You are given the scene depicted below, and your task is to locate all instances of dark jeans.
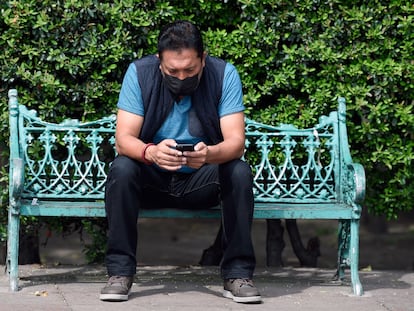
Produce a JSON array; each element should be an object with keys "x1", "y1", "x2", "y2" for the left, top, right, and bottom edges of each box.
[{"x1": 104, "y1": 155, "x2": 256, "y2": 279}]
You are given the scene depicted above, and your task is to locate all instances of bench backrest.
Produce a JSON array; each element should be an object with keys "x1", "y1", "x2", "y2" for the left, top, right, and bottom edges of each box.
[{"x1": 9, "y1": 89, "x2": 351, "y2": 204}]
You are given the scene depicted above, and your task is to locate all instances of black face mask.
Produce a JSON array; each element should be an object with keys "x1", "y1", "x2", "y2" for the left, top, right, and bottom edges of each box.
[{"x1": 163, "y1": 73, "x2": 200, "y2": 97}]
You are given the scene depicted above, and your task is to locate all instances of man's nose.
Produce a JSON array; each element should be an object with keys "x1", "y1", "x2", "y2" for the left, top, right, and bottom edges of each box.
[{"x1": 175, "y1": 72, "x2": 188, "y2": 80}]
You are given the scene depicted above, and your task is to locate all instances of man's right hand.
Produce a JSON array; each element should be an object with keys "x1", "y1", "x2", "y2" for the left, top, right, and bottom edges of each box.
[{"x1": 145, "y1": 139, "x2": 187, "y2": 171}]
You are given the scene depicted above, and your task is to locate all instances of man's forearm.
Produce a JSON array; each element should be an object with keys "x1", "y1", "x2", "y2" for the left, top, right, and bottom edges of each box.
[
  {"x1": 116, "y1": 136, "x2": 147, "y2": 162},
  {"x1": 206, "y1": 140, "x2": 244, "y2": 164}
]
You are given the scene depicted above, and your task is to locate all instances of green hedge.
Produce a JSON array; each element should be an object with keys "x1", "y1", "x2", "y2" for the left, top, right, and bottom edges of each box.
[
  {"x1": 1, "y1": 0, "x2": 413, "y2": 222},
  {"x1": 205, "y1": 1, "x2": 414, "y2": 219}
]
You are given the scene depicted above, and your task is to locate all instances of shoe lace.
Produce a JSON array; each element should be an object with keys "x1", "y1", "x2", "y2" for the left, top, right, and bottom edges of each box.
[
  {"x1": 108, "y1": 276, "x2": 129, "y2": 285},
  {"x1": 230, "y1": 278, "x2": 254, "y2": 288}
]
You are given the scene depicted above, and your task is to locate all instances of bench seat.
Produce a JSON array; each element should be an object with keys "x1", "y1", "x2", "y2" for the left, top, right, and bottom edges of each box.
[{"x1": 18, "y1": 200, "x2": 357, "y2": 219}]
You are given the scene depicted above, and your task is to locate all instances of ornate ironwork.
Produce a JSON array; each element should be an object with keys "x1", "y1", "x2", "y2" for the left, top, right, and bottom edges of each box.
[
  {"x1": 19, "y1": 105, "x2": 116, "y2": 199},
  {"x1": 245, "y1": 112, "x2": 338, "y2": 203},
  {"x1": 17, "y1": 104, "x2": 344, "y2": 204}
]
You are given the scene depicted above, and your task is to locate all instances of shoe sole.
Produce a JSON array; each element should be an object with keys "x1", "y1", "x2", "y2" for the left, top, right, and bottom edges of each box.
[
  {"x1": 100, "y1": 289, "x2": 131, "y2": 302},
  {"x1": 223, "y1": 290, "x2": 262, "y2": 303}
]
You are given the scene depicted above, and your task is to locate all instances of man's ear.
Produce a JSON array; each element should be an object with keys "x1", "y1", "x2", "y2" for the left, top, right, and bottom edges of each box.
[
  {"x1": 157, "y1": 54, "x2": 162, "y2": 71},
  {"x1": 202, "y1": 51, "x2": 207, "y2": 67}
]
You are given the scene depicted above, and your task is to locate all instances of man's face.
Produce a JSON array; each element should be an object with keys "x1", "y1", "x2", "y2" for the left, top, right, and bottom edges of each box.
[{"x1": 159, "y1": 48, "x2": 205, "y2": 80}]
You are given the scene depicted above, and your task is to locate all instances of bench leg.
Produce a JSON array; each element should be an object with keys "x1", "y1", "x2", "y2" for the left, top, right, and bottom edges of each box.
[
  {"x1": 350, "y1": 219, "x2": 363, "y2": 296},
  {"x1": 7, "y1": 207, "x2": 20, "y2": 291},
  {"x1": 336, "y1": 220, "x2": 363, "y2": 296}
]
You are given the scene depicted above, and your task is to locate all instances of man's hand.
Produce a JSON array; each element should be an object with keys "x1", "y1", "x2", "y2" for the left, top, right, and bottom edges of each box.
[
  {"x1": 145, "y1": 139, "x2": 187, "y2": 171},
  {"x1": 183, "y1": 142, "x2": 209, "y2": 169}
]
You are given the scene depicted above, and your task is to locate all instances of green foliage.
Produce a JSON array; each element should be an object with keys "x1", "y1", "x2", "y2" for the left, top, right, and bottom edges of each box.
[
  {"x1": 205, "y1": 0, "x2": 414, "y2": 219},
  {"x1": 1, "y1": 0, "x2": 413, "y2": 258},
  {"x1": 81, "y1": 219, "x2": 108, "y2": 264},
  {"x1": 0, "y1": 164, "x2": 9, "y2": 243}
]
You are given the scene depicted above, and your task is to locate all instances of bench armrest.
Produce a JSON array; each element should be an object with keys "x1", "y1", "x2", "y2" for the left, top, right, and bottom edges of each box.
[
  {"x1": 10, "y1": 158, "x2": 24, "y2": 199},
  {"x1": 346, "y1": 163, "x2": 366, "y2": 205}
]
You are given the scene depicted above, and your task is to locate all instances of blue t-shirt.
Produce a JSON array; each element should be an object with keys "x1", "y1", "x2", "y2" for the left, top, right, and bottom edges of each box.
[{"x1": 117, "y1": 59, "x2": 244, "y2": 172}]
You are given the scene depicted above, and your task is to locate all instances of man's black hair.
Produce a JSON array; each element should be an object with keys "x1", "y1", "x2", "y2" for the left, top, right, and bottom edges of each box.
[{"x1": 157, "y1": 20, "x2": 204, "y2": 60}]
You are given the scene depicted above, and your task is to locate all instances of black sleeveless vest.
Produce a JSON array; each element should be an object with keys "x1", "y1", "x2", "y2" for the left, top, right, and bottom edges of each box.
[{"x1": 134, "y1": 55, "x2": 226, "y2": 144}]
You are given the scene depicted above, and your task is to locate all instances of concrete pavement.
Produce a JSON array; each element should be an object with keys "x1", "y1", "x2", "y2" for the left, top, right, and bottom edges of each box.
[
  {"x1": 1, "y1": 264, "x2": 413, "y2": 311},
  {"x1": 1, "y1": 218, "x2": 413, "y2": 310}
]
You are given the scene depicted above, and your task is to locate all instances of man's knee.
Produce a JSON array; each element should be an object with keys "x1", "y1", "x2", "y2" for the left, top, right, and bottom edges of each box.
[
  {"x1": 108, "y1": 156, "x2": 141, "y2": 180},
  {"x1": 220, "y1": 160, "x2": 252, "y2": 181}
]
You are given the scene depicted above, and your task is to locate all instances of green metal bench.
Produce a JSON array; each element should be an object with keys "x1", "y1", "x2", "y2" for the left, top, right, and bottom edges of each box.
[{"x1": 7, "y1": 88, "x2": 365, "y2": 295}]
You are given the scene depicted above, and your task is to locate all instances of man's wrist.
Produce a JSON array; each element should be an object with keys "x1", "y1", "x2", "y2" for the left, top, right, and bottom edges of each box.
[{"x1": 141, "y1": 143, "x2": 155, "y2": 165}]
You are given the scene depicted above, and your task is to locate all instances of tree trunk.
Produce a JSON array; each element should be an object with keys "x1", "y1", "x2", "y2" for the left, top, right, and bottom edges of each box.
[
  {"x1": 199, "y1": 219, "x2": 321, "y2": 268},
  {"x1": 19, "y1": 228, "x2": 41, "y2": 264},
  {"x1": 266, "y1": 219, "x2": 285, "y2": 267},
  {"x1": 199, "y1": 225, "x2": 223, "y2": 266},
  {"x1": 0, "y1": 230, "x2": 41, "y2": 265},
  {"x1": 285, "y1": 219, "x2": 320, "y2": 267}
]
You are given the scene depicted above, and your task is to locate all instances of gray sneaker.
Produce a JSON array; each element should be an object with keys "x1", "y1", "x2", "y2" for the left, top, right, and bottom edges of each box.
[
  {"x1": 223, "y1": 278, "x2": 262, "y2": 303},
  {"x1": 100, "y1": 275, "x2": 133, "y2": 301}
]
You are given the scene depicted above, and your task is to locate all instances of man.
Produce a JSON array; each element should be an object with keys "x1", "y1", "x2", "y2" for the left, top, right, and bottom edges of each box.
[{"x1": 100, "y1": 20, "x2": 261, "y2": 304}]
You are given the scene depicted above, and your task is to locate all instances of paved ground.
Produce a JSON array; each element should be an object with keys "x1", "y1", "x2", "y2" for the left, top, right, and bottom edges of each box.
[
  {"x1": 0, "y1": 265, "x2": 413, "y2": 311},
  {"x1": 1, "y1": 218, "x2": 413, "y2": 310}
]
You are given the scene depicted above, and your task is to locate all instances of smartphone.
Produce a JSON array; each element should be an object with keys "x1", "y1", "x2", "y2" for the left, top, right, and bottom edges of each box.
[{"x1": 175, "y1": 143, "x2": 195, "y2": 152}]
